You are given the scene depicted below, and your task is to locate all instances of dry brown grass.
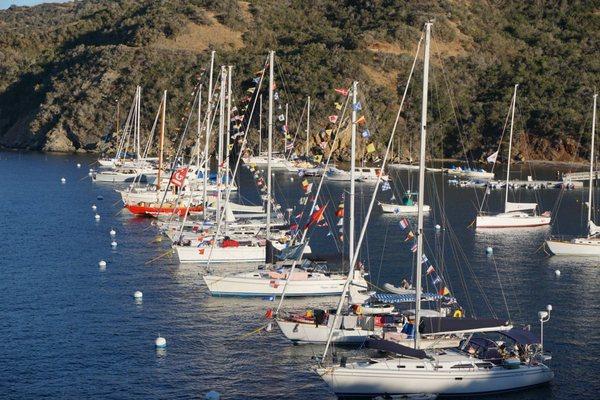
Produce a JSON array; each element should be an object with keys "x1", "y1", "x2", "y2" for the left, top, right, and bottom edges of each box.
[
  {"x1": 153, "y1": 13, "x2": 244, "y2": 53},
  {"x1": 361, "y1": 64, "x2": 397, "y2": 89}
]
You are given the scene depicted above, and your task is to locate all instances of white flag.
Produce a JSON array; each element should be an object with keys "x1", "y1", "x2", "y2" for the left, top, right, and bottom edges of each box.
[{"x1": 486, "y1": 151, "x2": 498, "y2": 164}]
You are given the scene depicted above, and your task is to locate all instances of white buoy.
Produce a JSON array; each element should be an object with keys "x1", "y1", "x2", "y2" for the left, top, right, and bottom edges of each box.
[
  {"x1": 89, "y1": 168, "x2": 94, "y2": 173},
  {"x1": 555, "y1": 269, "x2": 561, "y2": 277},
  {"x1": 435, "y1": 224, "x2": 441, "y2": 230},
  {"x1": 109, "y1": 229, "x2": 116, "y2": 237},
  {"x1": 94, "y1": 214, "x2": 101, "y2": 221},
  {"x1": 266, "y1": 322, "x2": 273, "y2": 332},
  {"x1": 88, "y1": 172, "x2": 93, "y2": 177},
  {"x1": 92, "y1": 204, "x2": 97, "y2": 211},
  {"x1": 486, "y1": 246, "x2": 493, "y2": 254},
  {"x1": 290, "y1": 177, "x2": 294, "y2": 182},
  {"x1": 98, "y1": 260, "x2": 107, "y2": 268},
  {"x1": 155, "y1": 336, "x2": 167, "y2": 348},
  {"x1": 205, "y1": 390, "x2": 221, "y2": 400},
  {"x1": 111, "y1": 241, "x2": 118, "y2": 248},
  {"x1": 77, "y1": 163, "x2": 81, "y2": 168},
  {"x1": 134, "y1": 291, "x2": 143, "y2": 299},
  {"x1": 60, "y1": 177, "x2": 66, "y2": 184}
]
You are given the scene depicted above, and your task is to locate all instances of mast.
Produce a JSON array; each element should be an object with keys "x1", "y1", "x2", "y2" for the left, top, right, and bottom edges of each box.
[
  {"x1": 196, "y1": 85, "x2": 203, "y2": 168},
  {"x1": 217, "y1": 66, "x2": 226, "y2": 225},
  {"x1": 285, "y1": 102, "x2": 289, "y2": 157},
  {"x1": 349, "y1": 81, "x2": 357, "y2": 275},
  {"x1": 259, "y1": 94, "x2": 263, "y2": 155},
  {"x1": 136, "y1": 86, "x2": 141, "y2": 160},
  {"x1": 414, "y1": 22, "x2": 432, "y2": 350},
  {"x1": 203, "y1": 51, "x2": 215, "y2": 219},
  {"x1": 157, "y1": 90, "x2": 166, "y2": 190},
  {"x1": 115, "y1": 100, "x2": 120, "y2": 158},
  {"x1": 588, "y1": 93, "x2": 598, "y2": 233},
  {"x1": 306, "y1": 96, "x2": 310, "y2": 157},
  {"x1": 226, "y1": 66, "x2": 233, "y2": 189},
  {"x1": 504, "y1": 84, "x2": 518, "y2": 212},
  {"x1": 266, "y1": 51, "x2": 274, "y2": 242}
]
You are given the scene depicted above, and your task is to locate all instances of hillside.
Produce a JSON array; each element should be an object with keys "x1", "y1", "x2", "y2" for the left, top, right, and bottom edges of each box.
[{"x1": 0, "y1": 0, "x2": 598, "y2": 162}]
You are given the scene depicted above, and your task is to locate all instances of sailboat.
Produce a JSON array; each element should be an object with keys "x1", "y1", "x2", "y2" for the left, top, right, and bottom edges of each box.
[
  {"x1": 476, "y1": 85, "x2": 551, "y2": 228},
  {"x1": 546, "y1": 94, "x2": 600, "y2": 255},
  {"x1": 379, "y1": 191, "x2": 431, "y2": 214},
  {"x1": 316, "y1": 23, "x2": 554, "y2": 397}
]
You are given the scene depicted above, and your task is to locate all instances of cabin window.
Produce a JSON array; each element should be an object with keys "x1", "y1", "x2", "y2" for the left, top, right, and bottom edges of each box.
[
  {"x1": 476, "y1": 362, "x2": 494, "y2": 369},
  {"x1": 451, "y1": 364, "x2": 474, "y2": 369},
  {"x1": 416, "y1": 366, "x2": 425, "y2": 369},
  {"x1": 397, "y1": 365, "x2": 405, "y2": 368}
]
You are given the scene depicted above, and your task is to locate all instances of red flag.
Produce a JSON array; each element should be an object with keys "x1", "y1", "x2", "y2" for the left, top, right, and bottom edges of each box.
[
  {"x1": 304, "y1": 204, "x2": 328, "y2": 230},
  {"x1": 328, "y1": 115, "x2": 339, "y2": 123},
  {"x1": 335, "y1": 88, "x2": 349, "y2": 96},
  {"x1": 170, "y1": 167, "x2": 189, "y2": 187}
]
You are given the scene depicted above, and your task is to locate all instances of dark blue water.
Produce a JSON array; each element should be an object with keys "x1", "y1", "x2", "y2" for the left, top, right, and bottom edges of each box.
[{"x1": 0, "y1": 151, "x2": 597, "y2": 399}]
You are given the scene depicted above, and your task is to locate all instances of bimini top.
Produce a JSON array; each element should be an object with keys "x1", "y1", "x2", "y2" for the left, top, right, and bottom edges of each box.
[
  {"x1": 372, "y1": 292, "x2": 455, "y2": 304},
  {"x1": 365, "y1": 337, "x2": 427, "y2": 359},
  {"x1": 419, "y1": 317, "x2": 512, "y2": 335},
  {"x1": 499, "y1": 328, "x2": 540, "y2": 345}
]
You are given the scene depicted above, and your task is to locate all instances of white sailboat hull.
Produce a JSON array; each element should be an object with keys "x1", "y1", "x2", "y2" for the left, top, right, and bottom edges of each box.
[
  {"x1": 203, "y1": 275, "x2": 346, "y2": 297},
  {"x1": 379, "y1": 202, "x2": 431, "y2": 214},
  {"x1": 276, "y1": 320, "x2": 459, "y2": 347},
  {"x1": 174, "y1": 245, "x2": 265, "y2": 264},
  {"x1": 93, "y1": 171, "x2": 149, "y2": 183},
  {"x1": 545, "y1": 238, "x2": 600, "y2": 256},
  {"x1": 476, "y1": 214, "x2": 551, "y2": 228},
  {"x1": 243, "y1": 155, "x2": 289, "y2": 169},
  {"x1": 317, "y1": 362, "x2": 553, "y2": 396}
]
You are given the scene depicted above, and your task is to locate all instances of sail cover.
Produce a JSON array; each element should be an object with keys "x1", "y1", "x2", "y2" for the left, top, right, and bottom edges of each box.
[
  {"x1": 419, "y1": 317, "x2": 511, "y2": 335},
  {"x1": 498, "y1": 328, "x2": 540, "y2": 345},
  {"x1": 365, "y1": 338, "x2": 427, "y2": 359},
  {"x1": 372, "y1": 292, "x2": 455, "y2": 303},
  {"x1": 505, "y1": 202, "x2": 538, "y2": 213}
]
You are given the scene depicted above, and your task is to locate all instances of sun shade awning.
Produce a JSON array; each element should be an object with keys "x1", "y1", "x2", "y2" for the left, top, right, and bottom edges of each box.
[
  {"x1": 365, "y1": 338, "x2": 427, "y2": 359},
  {"x1": 419, "y1": 317, "x2": 512, "y2": 335},
  {"x1": 498, "y1": 328, "x2": 540, "y2": 345}
]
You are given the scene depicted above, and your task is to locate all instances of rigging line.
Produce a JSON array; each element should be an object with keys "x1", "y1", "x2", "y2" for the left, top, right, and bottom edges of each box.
[
  {"x1": 273, "y1": 83, "x2": 354, "y2": 314},
  {"x1": 374, "y1": 216, "x2": 392, "y2": 288},
  {"x1": 321, "y1": 32, "x2": 424, "y2": 362},
  {"x1": 489, "y1": 252, "x2": 511, "y2": 321},
  {"x1": 432, "y1": 40, "x2": 482, "y2": 208}
]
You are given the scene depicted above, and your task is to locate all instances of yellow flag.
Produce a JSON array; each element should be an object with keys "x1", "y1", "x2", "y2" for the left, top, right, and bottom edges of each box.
[
  {"x1": 366, "y1": 143, "x2": 376, "y2": 153},
  {"x1": 356, "y1": 115, "x2": 366, "y2": 125},
  {"x1": 334, "y1": 102, "x2": 342, "y2": 110},
  {"x1": 325, "y1": 129, "x2": 333, "y2": 135},
  {"x1": 313, "y1": 154, "x2": 322, "y2": 163}
]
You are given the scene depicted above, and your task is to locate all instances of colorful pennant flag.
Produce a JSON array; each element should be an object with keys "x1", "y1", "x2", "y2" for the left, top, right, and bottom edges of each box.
[
  {"x1": 356, "y1": 115, "x2": 366, "y2": 125},
  {"x1": 399, "y1": 218, "x2": 409, "y2": 230},
  {"x1": 366, "y1": 143, "x2": 376, "y2": 153},
  {"x1": 411, "y1": 243, "x2": 418, "y2": 253},
  {"x1": 328, "y1": 115, "x2": 339, "y2": 123},
  {"x1": 335, "y1": 88, "x2": 349, "y2": 96},
  {"x1": 170, "y1": 167, "x2": 188, "y2": 187},
  {"x1": 304, "y1": 204, "x2": 328, "y2": 230}
]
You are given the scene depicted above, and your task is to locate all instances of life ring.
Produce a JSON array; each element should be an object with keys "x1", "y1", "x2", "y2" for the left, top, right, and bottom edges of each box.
[{"x1": 453, "y1": 309, "x2": 463, "y2": 318}]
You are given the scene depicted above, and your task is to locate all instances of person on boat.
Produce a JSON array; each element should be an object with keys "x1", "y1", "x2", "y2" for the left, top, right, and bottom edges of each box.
[
  {"x1": 400, "y1": 278, "x2": 411, "y2": 289},
  {"x1": 221, "y1": 236, "x2": 239, "y2": 248}
]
